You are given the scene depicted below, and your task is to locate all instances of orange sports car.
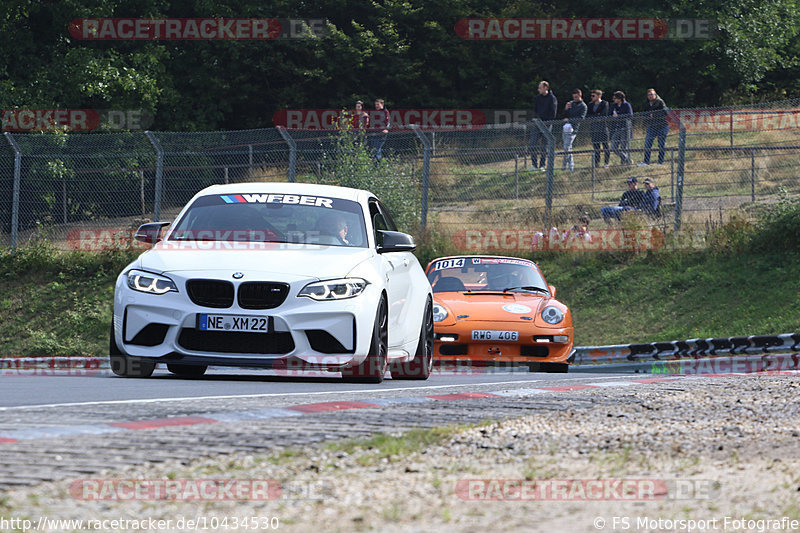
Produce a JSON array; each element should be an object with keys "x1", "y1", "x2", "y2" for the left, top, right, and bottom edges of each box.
[{"x1": 425, "y1": 256, "x2": 573, "y2": 372}]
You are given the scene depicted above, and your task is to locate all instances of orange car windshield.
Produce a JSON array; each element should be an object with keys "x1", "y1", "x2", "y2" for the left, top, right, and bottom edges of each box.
[{"x1": 427, "y1": 258, "x2": 548, "y2": 293}]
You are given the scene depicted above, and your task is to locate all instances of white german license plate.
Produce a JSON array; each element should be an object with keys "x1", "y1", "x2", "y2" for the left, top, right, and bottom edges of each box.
[
  {"x1": 471, "y1": 330, "x2": 519, "y2": 341},
  {"x1": 198, "y1": 314, "x2": 270, "y2": 333}
]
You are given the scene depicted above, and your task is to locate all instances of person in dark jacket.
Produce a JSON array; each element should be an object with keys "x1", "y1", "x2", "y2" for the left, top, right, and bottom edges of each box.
[
  {"x1": 640, "y1": 89, "x2": 669, "y2": 165},
  {"x1": 601, "y1": 177, "x2": 646, "y2": 221},
  {"x1": 608, "y1": 91, "x2": 633, "y2": 165},
  {"x1": 368, "y1": 98, "x2": 390, "y2": 160},
  {"x1": 529, "y1": 80, "x2": 558, "y2": 171},
  {"x1": 642, "y1": 177, "x2": 661, "y2": 216},
  {"x1": 562, "y1": 88, "x2": 587, "y2": 171},
  {"x1": 586, "y1": 89, "x2": 610, "y2": 167}
]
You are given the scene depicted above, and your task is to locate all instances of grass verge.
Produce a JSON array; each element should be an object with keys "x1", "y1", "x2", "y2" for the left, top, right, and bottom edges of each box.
[{"x1": 1, "y1": 219, "x2": 799, "y2": 355}]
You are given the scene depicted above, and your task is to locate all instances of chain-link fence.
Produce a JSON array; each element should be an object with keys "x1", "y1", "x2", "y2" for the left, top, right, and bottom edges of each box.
[{"x1": 2, "y1": 99, "x2": 800, "y2": 250}]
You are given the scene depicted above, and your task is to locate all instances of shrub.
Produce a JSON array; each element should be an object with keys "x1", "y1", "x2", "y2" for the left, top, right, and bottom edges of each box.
[
  {"x1": 751, "y1": 194, "x2": 800, "y2": 253},
  {"x1": 319, "y1": 126, "x2": 421, "y2": 232}
]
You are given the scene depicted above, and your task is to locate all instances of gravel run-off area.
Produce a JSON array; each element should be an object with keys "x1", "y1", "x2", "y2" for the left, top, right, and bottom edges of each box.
[{"x1": 2, "y1": 375, "x2": 800, "y2": 533}]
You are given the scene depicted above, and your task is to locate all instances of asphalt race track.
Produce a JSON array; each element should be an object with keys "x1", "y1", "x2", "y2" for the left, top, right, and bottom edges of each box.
[
  {"x1": 0, "y1": 366, "x2": 658, "y2": 490},
  {"x1": 0, "y1": 366, "x2": 612, "y2": 408}
]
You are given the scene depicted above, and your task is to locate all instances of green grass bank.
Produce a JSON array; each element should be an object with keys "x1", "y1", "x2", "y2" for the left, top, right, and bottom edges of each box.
[{"x1": 1, "y1": 234, "x2": 797, "y2": 357}]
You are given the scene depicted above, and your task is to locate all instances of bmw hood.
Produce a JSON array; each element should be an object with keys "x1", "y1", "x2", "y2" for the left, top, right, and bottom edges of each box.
[{"x1": 137, "y1": 243, "x2": 375, "y2": 280}]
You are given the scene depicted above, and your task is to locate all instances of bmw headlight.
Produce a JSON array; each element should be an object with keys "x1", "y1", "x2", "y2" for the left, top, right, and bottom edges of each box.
[
  {"x1": 541, "y1": 306, "x2": 564, "y2": 325},
  {"x1": 126, "y1": 269, "x2": 178, "y2": 294},
  {"x1": 433, "y1": 303, "x2": 448, "y2": 322},
  {"x1": 298, "y1": 278, "x2": 368, "y2": 300}
]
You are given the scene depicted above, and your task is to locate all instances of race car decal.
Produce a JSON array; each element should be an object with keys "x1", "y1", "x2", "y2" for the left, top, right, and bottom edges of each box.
[
  {"x1": 433, "y1": 258, "x2": 465, "y2": 270},
  {"x1": 471, "y1": 257, "x2": 533, "y2": 267},
  {"x1": 502, "y1": 304, "x2": 532, "y2": 314},
  {"x1": 219, "y1": 194, "x2": 334, "y2": 208}
]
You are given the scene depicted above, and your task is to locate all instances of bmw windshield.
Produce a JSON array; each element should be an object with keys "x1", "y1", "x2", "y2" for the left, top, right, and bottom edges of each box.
[{"x1": 168, "y1": 192, "x2": 369, "y2": 248}]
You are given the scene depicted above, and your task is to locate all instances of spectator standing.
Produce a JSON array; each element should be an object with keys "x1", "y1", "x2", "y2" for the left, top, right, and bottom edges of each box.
[
  {"x1": 586, "y1": 89, "x2": 610, "y2": 168},
  {"x1": 609, "y1": 91, "x2": 633, "y2": 165},
  {"x1": 642, "y1": 177, "x2": 661, "y2": 216},
  {"x1": 529, "y1": 81, "x2": 557, "y2": 171},
  {"x1": 640, "y1": 89, "x2": 669, "y2": 166},
  {"x1": 562, "y1": 88, "x2": 587, "y2": 171},
  {"x1": 601, "y1": 177, "x2": 646, "y2": 221},
  {"x1": 352, "y1": 100, "x2": 369, "y2": 130},
  {"x1": 368, "y1": 98, "x2": 390, "y2": 160}
]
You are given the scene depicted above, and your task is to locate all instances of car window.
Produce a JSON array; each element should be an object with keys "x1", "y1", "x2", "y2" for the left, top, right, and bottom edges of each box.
[
  {"x1": 375, "y1": 200, "x2": 398, "y2": 231},
  {"x1": 427, "y1": 257, "x2": 548, "y2": 293},
  {"x1": 169, "y1": 193, "x2": 368, "y2": 247},
  {"x1": 369, "y1": 200, "x2": 391, "y2": 247}
]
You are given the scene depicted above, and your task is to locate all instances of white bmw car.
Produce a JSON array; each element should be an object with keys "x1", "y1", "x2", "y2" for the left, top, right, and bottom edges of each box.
[{"x1": 111, "y1": 183, "x2": 433, "y2": 383}]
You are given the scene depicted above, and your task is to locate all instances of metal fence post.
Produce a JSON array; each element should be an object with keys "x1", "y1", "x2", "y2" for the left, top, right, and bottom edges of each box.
[
  {"x1": 277, "y1": 127, "x2": 296, "y2": 183},
  {"x1": 514, "y1": 155, "x2": 519, "y2": 200},
  {"x1": 139, "y1": 170, "x2": 146, "y2": 218},
  {"x1": 533, "y1": 119, "x2": 556, "y2": 227},
  {"x1": 751, "y1": 149, "x2": 756, "y2": 202},
  {"x1": 670, "y1": 148, "x2": 675, "y2": 203},
  {"x1": 674, "y1": 126, "x2": 686, "y2": 231},
  {"x1": 144, "y1": 131, "x2": 164, "y2": 221},
  {"x1": 411, "y1": 126, "x2": 431, "y2": 231},
  {"x1": 4, "y1": 132, "x2": 21, "y2": 249}
]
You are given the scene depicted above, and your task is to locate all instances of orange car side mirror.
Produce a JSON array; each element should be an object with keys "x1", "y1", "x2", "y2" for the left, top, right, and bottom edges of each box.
[{"x1": 549, "y1": 285, "x2": 556, "y2": 298}]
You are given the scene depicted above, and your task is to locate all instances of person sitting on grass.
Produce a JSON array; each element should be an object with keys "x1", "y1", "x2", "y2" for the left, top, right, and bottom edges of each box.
[
  {"x1": 601, "y1": 177, "x2": 646, "y2": 222},
  {"x1": 642, "y1": 177, "x2": 661, "y2": 216}
]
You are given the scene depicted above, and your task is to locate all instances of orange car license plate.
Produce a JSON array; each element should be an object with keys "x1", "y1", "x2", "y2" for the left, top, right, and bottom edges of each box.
[{"x1": 471, "y1": 330, "x2": 519, "y2": 341}]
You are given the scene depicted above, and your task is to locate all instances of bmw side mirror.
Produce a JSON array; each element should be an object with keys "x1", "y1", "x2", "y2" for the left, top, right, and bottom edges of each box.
[
  {"x1": 377, "y1": 230, "x2": 416, "y2": 253},
  {"x1": 134, "y1": 222, "x2": 171, "y2": 245},
  {"x1": 549, "y1": 285, "x2": 556, "y2": 298}
]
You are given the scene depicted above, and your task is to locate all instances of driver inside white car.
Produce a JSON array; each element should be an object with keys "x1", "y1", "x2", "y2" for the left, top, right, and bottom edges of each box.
[{"x1": 316, "y1": 213, "x2": 350, "y2": 245}]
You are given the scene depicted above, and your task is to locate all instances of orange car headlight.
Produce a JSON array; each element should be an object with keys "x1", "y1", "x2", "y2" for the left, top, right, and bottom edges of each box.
[
  {"x1": 433, "y1": 303, "x2": 448, "y2": 322},
  {"x1": 541, "y1": 306, "x2": 564, "y2": 325}
]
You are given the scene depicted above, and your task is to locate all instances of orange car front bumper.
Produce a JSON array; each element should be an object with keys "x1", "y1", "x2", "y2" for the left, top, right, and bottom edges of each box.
[{"x1": 433, "y1": 323, "x2": 574, "y2": 364}]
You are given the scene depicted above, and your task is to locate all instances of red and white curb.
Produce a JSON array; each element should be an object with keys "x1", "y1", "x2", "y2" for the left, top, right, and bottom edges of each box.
[{"x1": 1, "y1": 372, "x2": 796, "y2": 444}]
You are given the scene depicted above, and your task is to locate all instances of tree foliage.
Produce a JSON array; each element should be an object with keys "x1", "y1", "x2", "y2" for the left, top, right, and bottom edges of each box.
[{"x1": 1, "y1": 0, "x2": 799, "y2": 131}]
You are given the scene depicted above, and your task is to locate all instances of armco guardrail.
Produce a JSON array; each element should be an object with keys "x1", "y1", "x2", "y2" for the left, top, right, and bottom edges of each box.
[
  {"x1": 3, "y1": 334, "x2": 800, "y2": 374},
  {"x1": 572, "y1": 333, "x2": 800, "y2": 365}
]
